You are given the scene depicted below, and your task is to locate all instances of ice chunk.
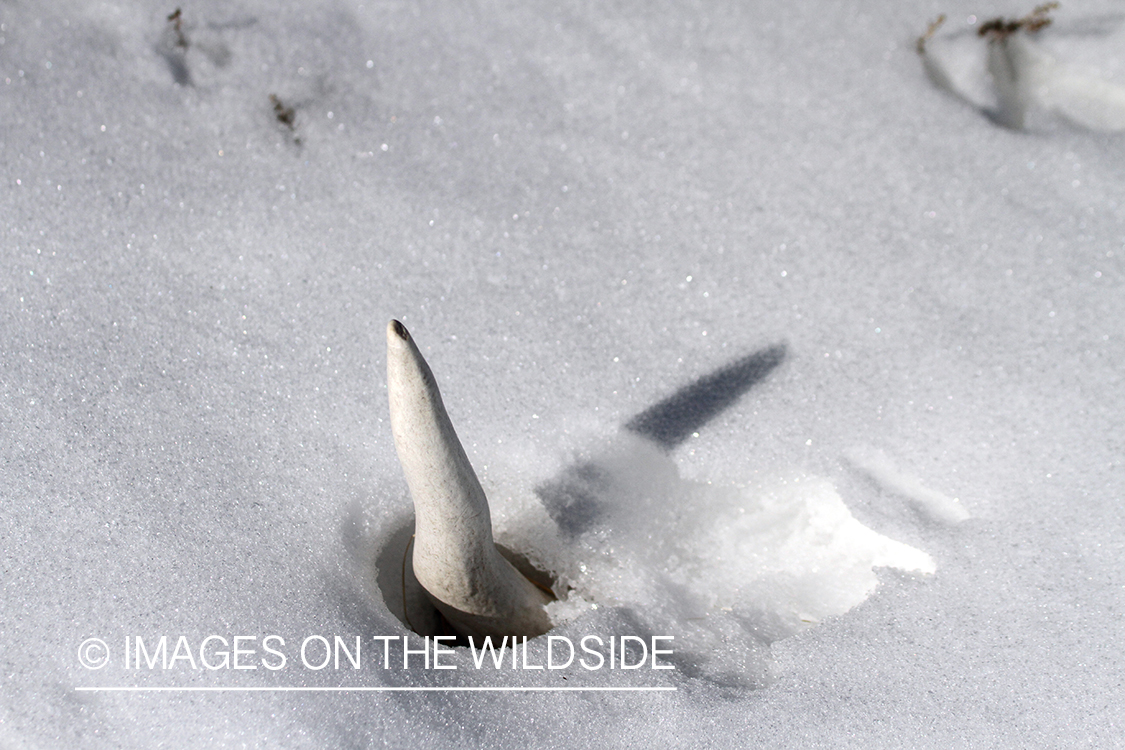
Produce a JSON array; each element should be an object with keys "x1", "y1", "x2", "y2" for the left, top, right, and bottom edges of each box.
[{"x1": 494, "y1": 433, "x2": 935, "y2": 685}]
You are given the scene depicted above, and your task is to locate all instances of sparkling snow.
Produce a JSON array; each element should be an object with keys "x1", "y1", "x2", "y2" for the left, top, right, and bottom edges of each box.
[{"x1": 2, "y1": 0, "x2": 1124, "y2": 747}]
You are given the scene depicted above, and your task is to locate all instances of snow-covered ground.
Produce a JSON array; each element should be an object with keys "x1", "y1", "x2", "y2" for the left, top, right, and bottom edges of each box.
[{"x1": 2, "y1": 0, "x2": 1123, "y2": 746}]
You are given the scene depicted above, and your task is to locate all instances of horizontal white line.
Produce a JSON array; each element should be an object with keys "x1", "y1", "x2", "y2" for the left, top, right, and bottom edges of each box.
[{"x1": 75, "y1": 686, "x2": 675, "y2": 693}]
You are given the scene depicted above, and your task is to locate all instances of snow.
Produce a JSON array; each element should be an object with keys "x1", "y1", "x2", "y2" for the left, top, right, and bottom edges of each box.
[
  {"x1": 843, "y1": 445, "x2": 970, "y2": 523},
  {"x1": 920, "y1": 6, "x2": 1125, "y2": 130},
  {"x1": 2, "y1": 0, "x2": 1124, "y2": 747}
]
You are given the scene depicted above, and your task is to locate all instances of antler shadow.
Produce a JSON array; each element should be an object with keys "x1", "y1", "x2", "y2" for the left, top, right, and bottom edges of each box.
[{"x1": 537, "y1": 343, "x2": 787, "y2": 535}]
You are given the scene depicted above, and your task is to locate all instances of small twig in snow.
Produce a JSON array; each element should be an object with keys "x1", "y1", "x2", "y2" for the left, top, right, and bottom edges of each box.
[
  {"x1": 167, "y1": 8, "x2": 189, "y2": 50},
  {"x1": 916, "y1": 15, "x2": 946, "y2": 54},
  {"x1": 977, "y1": 2, "x2": 1058, "y2": 41},
  {"x1": 270, "y1": 94, "x2": 296, "y2": 130}
]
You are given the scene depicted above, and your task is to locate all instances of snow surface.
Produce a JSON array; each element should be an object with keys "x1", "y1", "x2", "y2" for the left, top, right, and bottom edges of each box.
[
  {"x1": 2, "y1": 0, "x2": 1124, "y2": 747},
  {"x1": 920, "y1": 7, "x2": 1125, "y2": 130}
]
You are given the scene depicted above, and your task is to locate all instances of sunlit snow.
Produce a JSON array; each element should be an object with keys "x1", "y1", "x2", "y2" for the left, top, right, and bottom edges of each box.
[{"x1": 2, "y1": 0, "x2": 1124, "y2": 747}]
